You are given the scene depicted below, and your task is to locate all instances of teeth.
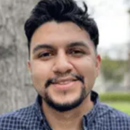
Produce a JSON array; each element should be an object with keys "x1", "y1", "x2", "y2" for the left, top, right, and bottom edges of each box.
[
  {"x1": 57, "y1": 81, "x2": 71, "y2": 85},
  {"x1": 53, "y1": 79, "x2": 77, "y2": 85}
]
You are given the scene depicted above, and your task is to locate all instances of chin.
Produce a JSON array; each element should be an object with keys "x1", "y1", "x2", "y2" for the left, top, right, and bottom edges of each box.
[{"x1": 44, "y1": 90, "x2": 87, "y2": 112}]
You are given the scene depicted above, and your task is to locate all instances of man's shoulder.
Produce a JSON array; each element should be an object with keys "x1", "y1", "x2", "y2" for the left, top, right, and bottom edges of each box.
[
  {"x1": 0, "y1": 104, "x2": 34, "y2": 119},
  {"x1": 97, "y1": 102, "x2": 130, "y2": 125},
  {"x1": 0, "y1": 105, "x2": 36, "y2": 129}
]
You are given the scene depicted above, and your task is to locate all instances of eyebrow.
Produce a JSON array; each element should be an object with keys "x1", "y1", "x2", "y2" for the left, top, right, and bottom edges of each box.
[
  {"x1": 33, "y1": 44, "x2": 54, "y2": 54},
  {"x1": 33, "y1": 41, "x2": 90, "y2": 54},
  {"x1": 67, "y1": 41, "x2": 90, "y2": 49},
  {"x1": 69, "y1": 42, "x2": 98, "y2": 55}
]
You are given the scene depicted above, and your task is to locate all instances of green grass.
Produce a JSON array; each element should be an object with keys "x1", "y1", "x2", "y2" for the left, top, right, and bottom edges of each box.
[{"x1": 106, "y1": 102, "x2": 130, "y2": 115}]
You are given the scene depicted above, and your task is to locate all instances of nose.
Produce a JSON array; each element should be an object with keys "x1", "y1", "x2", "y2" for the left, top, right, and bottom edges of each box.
[{"x1": 52, "y1": 51, "x2": 73, "y2": 75}]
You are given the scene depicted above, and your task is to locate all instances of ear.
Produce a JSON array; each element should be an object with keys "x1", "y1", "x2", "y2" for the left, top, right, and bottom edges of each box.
[
  {"x1": 95, "y1": 54, "x2": 101, "y2": 76},
  {"x1": 27, "y1": 60, "x2": 32, "y2": 73}
]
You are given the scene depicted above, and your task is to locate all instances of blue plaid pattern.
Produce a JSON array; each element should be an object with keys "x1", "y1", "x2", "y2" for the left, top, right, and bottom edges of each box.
[{"x1": 0, "y1": 91, "x2": 130, "y2": 130}]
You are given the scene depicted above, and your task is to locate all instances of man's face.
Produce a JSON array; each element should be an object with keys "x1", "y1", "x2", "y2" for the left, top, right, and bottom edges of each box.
[{"x1": 28, "y1": 21, "x2": 101, "y2": 111}]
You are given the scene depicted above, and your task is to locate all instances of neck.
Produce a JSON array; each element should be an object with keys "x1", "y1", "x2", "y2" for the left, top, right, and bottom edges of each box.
[{"x1": 42, "y1": 94, "x2": 94, "y2": 130}]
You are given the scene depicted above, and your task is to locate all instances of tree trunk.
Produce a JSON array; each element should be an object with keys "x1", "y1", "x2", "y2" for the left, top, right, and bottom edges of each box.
[{"x1": 0, "y1": 0, "x2": 38, "y2": 114}]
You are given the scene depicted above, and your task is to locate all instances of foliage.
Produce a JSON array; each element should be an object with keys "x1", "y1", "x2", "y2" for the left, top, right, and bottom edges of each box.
[
  {"x1": 100, "y1": 92, "x2": 130, "y2": 102},
  {"x1": 101, "y1": 56, "x2": 126, "y2": 83},
  {"x1": 100, "y1": 93, "x2": 130, "y2": 114}
]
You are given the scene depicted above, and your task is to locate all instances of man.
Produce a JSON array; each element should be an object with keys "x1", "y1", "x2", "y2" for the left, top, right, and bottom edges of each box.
[{"x1": 0, "y1": 0, "x2": 130, "y2": 130}]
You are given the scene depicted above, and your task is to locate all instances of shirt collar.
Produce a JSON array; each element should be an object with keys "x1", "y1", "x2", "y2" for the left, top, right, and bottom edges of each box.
[
  {"x1": 83, "y1": 91, "x2": 99, "y2": 127},
  {"x1": 33, "y1": 91, "x2": 99, "y2": 125},
  {"x1": 33, "y1": 95, "x2": 45, "y2": 122}
]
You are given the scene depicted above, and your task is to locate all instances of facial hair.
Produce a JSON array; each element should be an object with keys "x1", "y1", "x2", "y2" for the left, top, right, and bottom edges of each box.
[{"x1": 43, "y1": 73, "x2": 90, "y2": 112}]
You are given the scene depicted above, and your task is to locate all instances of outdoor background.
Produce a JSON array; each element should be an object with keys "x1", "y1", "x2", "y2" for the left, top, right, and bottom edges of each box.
[{"x1": 0, "y1": 0, "x2": 130, "y2": 114}]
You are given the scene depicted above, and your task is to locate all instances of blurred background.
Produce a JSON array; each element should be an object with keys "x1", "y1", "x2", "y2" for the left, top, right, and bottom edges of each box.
[{"x1": 0, "y1": 0, "x2": 130, "y2": 114}]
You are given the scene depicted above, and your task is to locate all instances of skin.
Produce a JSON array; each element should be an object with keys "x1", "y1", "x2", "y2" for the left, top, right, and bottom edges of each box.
[{"x1": 28, "y1": 21, "x2": 101, "y2": 130}]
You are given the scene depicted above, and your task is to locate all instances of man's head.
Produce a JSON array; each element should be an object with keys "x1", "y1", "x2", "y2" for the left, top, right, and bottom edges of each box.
[
  {"x1": 25, "y1": 0, "x2": 101, "y2": 112},
  {"x1": 25, "y1": 0, "x2": 99, "y2": 54}
]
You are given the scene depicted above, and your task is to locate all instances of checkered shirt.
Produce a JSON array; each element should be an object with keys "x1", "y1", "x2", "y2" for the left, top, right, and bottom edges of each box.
[{"x1": 0, "y1": 91, "x2": 130, "y2": 130}]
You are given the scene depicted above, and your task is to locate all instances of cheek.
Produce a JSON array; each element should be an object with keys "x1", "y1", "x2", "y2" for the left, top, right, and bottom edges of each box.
[
  {"x1": 31, "y1": 61, "x2": 52, "y2": 86},
  {"x1": 72, "y1": 58, "x2": 97, "y2": 82},
  {"x1": 73, "y1": 57, "x2": 96, "y2": 72}
]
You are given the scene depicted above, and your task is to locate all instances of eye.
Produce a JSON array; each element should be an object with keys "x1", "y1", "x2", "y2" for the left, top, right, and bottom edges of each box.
[
  {"x1": 38, "y1": 52, "x2": 49, "y2": 57},
  {"x1": 69, "y1": 49, "x2": 86, "y2": 56},
  {"x1": 72, "y1": 50, "x2": 82, "y2": 54},
  {"x1": 38, "y1": 51, "x2": 54, "y2": 59}
]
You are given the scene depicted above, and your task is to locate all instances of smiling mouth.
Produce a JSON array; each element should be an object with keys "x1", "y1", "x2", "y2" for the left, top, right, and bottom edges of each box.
[
  {"x1": 52, "y1": 79, "x2": 78, "y2": 90},
  {"x1": 52, "y1": 79, "x2": 77, "y2": 84}
]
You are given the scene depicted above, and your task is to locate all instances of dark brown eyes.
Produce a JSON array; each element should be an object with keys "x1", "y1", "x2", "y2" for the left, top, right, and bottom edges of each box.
[
  {"x1": 68, "y1": 49, "x2": 86, "y2": 55},
  {"x1": 38, "y1": 52, "x2": 52, "y2": 58},
  {"x1": 37, "y1": 49, "x2": 86, "y2": 59}
]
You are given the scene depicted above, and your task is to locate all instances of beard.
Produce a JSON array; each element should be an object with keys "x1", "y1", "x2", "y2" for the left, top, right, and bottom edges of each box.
[
  {"x1": 42, "y1": 73, "x2": 90, "y2": 112},
  {"x1": 43, "y1": 86, "x2": 90, "y2": 112}
]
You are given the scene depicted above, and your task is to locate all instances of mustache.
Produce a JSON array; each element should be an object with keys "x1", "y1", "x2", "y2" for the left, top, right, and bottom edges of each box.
[{"x1": 45, "y1": 73, "x2": 84, "y2": 88}]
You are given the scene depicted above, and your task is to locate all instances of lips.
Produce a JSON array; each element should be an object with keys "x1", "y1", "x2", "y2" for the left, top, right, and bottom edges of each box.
[
  {"x1": 52, "y1": 78, "x2": 78, "y2": 90},
  {"x1": 52, "y1": 79, "x2": 77, "y2": 84}
]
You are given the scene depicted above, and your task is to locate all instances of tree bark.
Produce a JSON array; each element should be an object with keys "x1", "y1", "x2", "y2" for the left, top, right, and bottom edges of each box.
[{"x1": 0, "y1": 0, "x2": 38, "y2": 114}]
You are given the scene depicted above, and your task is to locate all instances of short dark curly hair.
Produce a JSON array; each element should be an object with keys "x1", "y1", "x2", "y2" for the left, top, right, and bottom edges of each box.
[{"x1": 24, "y1": 0, "x2": 99, "y2": 53}]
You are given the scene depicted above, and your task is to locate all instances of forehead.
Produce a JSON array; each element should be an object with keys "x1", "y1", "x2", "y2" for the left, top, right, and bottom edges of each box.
[{"x1": 30, "y1": 21, "x2": 94, "y2": 50}]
